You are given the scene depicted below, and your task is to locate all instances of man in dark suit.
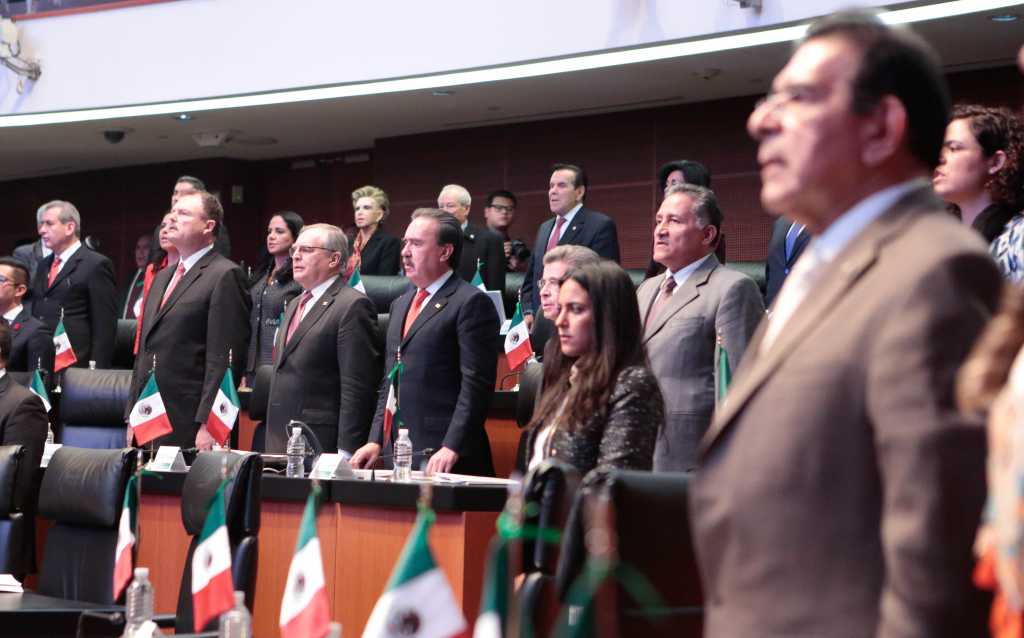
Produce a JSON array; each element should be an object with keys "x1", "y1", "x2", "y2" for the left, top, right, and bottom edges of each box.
[
  {"x1": 170, "y1": 175, "x2": 231, "y2": 258},
  {"x1": 351, "y1": 209, "x2": 499, "y2": 476},
  {"x1": 438, "y1": 184, "x2": 506, "y2": 292},
  {"x1": 690, "y1": 12, "x2": 996, "y2": 637},
  {"x1": 0, "y1": 258, "x2": 54, "y2": 377},
  {"x1": 519, "y1": 163, "x2": 620, "y2": 330},
  {"x1": 127, "y1": 191, "x2": 250, "y2": 450},
  {"x1": 265, "y1": 223, "x2": 381, "y2": 454},
  {"x1": 13, "y1": 204, "x2": 52, "y2": 293},
  {"x1": 763, "y1": 216, "x2": 809, "y2": 306},
  {"x1": 31, "y1": 200, "x2": 117, "y2": 368},
  {"x1": 0, "y1": 320, "x2": 48, "y2": 578}
]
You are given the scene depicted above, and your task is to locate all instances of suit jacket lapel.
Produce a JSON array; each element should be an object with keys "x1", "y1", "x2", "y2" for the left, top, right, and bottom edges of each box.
[
  {"x1": 278, "y1": 279, "x2": 342, "y2": 365},
  {"x1": 787, "y1": 226, "x2": 812, "y2": 268},
  {"x1": 642, "y1": 256, "x2": 717, "y2": 343},
  {"x1": 401, "y1": 274, "x2": 458, "y2": 346},
  {"x1": 700, "y1": 188, "x2": 929, "y2": 455},
  {"x1": 153, "y1": 251, "x2": 215, "y2": 321},
  {"x1": 46, "y1": 250, "x2": 83, "y2": 292},
  {"x1": 558, "y1": 208, "x2": 587, "y2": 246}
]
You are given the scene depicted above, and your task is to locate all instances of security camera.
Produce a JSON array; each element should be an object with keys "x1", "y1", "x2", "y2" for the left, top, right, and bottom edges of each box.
[{"x1": 103, "y1": 129, "x2": 128, "y2": 144}]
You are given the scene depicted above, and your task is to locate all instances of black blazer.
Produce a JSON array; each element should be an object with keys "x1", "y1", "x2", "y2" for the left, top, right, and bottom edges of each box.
[
  {"x1": 31, "y1": 245, "x2": 117, "y2": 368},
  {"x1": 764, "y1": 217, "x2": 810, "y2": 307},
  {"x1": 0, "y1": 373, "x2": 47, "y2": 576},
  {"x1": 369, "y1": 274, "x2": 499, "y2": 476},
  {"x1": 520, "y1": 206, "x2": 620, "y2": 314},
  {"x1": 6, "y1": 307, "x2": 54, "y2": 378},
  {"x1": 358, "y1": 229, "x2": 401, "y2": 276},
  {"x1": 265, "y1": 277, "x2": 382, "y2": 454},
  {"x1": 457, "y1": 223, "x2": 506, "y2": 292},
  {"x1": 126, "y1": 249, "x2": 251, "y2": 449}
]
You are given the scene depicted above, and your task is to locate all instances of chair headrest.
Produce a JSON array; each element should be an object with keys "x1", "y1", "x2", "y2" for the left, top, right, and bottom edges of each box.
[
  {"x1": 112, "y1": 320, "x2": 138, "y2": 370},
  {"x1": 516, "y1": 359, "x2": 544, "y2": 427},
  {"x1": 181, "y1": 452, "x2": 262, "y2": 537},
  {"x1": 0, "y1": 445, "x2": 24, "y2": 514},
  {"x1": 360, "y1": 275, "x2": 412, "y2": 314},
  {"x1": 6, "y1": 371, "x2": 30, "y2": 389},
  {"x1": 60, "y1": 369, "x2": 133, "y2": 427},
  {"x1": 38, "y1": 447, "x2": 134, "y2": 527},
  {"x1": 522, "y1": 458, "x2": 582, "y2": 572},
  {"x1": 248, "y1": 365, "x2": 273, "y2": 422}
]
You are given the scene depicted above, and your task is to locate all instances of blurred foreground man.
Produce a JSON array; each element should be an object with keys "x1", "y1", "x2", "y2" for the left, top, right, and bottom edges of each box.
[{"x1": 689, "y1": 11, "x2": 1000, "y2": 637}]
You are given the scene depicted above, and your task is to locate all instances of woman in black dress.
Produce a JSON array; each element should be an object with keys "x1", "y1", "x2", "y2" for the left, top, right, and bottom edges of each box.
[
  {"x1": 245, "y1": 211, "x2": 304, "y2": 384},
  {"x1": 348, "y1": 185, "x2": 401, "y2": 277}
]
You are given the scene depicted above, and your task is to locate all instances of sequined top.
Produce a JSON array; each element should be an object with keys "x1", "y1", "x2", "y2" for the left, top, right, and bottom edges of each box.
[
  {"x1": 540, "y1": 365, "x2": 663, "y2": 476},
  {"x1": 989, "y1": 209, "x2": 1024, "y2": 284}
]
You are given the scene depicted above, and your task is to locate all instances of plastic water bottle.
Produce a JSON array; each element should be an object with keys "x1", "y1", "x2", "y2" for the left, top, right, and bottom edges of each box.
[
  {"x1": 286, "y1": 426, "x2": 305, "y2": 478},
  {"x1": 218, "y1": 591, "x2": 252, "y2": 638},
  {"x1": 45, "y1": 424, "x2": 54, "y2": 445},
  {"x1": 124, "y1": 567, "x2": 154, "y2": 635},
  {"x1": 393, "y1": 429, "x2": 412, "y2": 483},
  {"x1": 326, "y1": 621, "x2": 343, "y2": 637}
]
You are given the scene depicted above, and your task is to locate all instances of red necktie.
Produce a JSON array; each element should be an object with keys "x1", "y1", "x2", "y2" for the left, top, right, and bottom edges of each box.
[
  {"x1": 47, "y1": 256, "x2": 61, "y2": 288},
  {"x1": 285, "y1": 291, "x2": 313, "y2": 345},
  {"x1": 545, "y1": 216, "x2": 566, "y2": 254},
  {"x1": 159, "y1": 262, "x2": 186, "y2": 309},
  {"x1": 403, "y1": 289, "x2": 429, "y2": 337}
]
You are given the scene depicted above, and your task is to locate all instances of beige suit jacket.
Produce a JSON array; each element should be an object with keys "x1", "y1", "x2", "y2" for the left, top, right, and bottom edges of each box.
[{"x1": 690, "y1": 185, "x2": 1001, "y2": 638}]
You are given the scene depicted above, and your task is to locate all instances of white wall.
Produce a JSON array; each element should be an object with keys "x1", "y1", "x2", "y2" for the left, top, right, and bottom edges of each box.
[{"x1": 5, "y1": 0, "x2": 912, "y2": 114}]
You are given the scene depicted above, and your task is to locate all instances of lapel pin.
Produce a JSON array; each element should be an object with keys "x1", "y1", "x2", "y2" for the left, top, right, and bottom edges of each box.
[
  {"x1": 322, "y1": 301, "x2": 328, "y2": 306},
  {"x1": 571, "y1": 226, "x2": 578, "y2": 232},
  {"x1": 434, "y1": 303, "x2": 442, "y2": 309}
]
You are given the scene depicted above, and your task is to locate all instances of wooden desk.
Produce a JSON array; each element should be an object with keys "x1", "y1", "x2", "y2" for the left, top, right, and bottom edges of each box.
[{"x1": 137, "y1": 473, "x2": 504, "y2": 637}]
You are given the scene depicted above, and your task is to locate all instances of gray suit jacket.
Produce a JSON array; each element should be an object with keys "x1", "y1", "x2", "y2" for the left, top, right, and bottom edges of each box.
[
  {"x1": 689, "y1": 185, "x2": 1000, "y2": 638},
  {"x1": 265, "y1": 277, "x2": 382, "y2": 454},
  {"x1": 637, "y1": 254, "x2": 764, "y2": 472}
]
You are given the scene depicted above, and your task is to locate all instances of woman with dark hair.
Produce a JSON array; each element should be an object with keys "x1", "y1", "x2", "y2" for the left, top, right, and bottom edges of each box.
[
  {"x1": 526, "y1": 261, "x2": 663, "y2": 474},
  {"x1": 348, "y1": 185, "x2": 401, "y2": 277},
  {"x1": 133, "y1": 211, "x2": 179, "y2": 355},
  {"x1": 934, "y1": 104, "x2": 1024, "y2": 281},
  {"x1": 245, "y1": 211, "x2": 303, "y2": 383}
]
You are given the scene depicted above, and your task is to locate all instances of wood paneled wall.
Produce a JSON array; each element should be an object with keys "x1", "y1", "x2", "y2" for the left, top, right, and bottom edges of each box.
[{"x1": 0, "y1": 65, "x2": 1019, "y2": 281}]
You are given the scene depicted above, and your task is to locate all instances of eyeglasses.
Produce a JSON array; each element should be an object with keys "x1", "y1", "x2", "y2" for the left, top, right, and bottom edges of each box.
[
  {"x1": 289, "y1": 245, "x2": 336, "y2": 258},
  {"x1": 754, "y1": 84, "x2": 825, "y2": 115},
  {"x1": 0, "y1": 275, "x2": 20, "y2": 287},
  {"x1": 537, "y1": 278, "x2": 562, "y2": 290},
  {"x1": 487, "y1": 205, "x2": 515, "y2": 213}
]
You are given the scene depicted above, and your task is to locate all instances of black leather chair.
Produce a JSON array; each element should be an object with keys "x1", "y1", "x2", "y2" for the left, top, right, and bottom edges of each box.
[
  {"x1": 36, "y1": 447, "x2": 135, "y2": 604},
  {"x1": 111, "y1": 319, "x2": 138, "y2": 370},
  {"x1": 247, "y1": 364, "x2": 273, "y2": 452},
  {"x1": 725, "y1": 260, "x2": 767, "y2": 298},
  {"x1": 60, "y1": 369, "x2": 133, "y2": 449},
  {"x1": 0, "y1": 444, "x2": 27, "y2": 579},
  {"x1": 166, "y1": 451, "x2": 262, "y2": 633},
  {"x1": 554, "y1": 469, "x2": 702, "y2": 638},
  {"x1": 515, "y1": 459, "x2": 582, "y2": 638},
  {"x1": 361, "y1": 274, "x2": 412, "y2": 315},
  {"x1": 514, "y1": 358, "x2": 544, "y2": 474}
]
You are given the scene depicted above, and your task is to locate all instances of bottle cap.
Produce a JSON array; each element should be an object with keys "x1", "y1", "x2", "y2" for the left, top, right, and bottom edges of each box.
[
  {"x1": 399, "y1": 428, "x2": 409, "y2": 437},
  {"x1": 234, "y1": 591, "x2": 245, "y2": 606},
  {"x1": 134, "y1": 566, "x2": 149, "y2": 578},
  {"x1": 292, "y1": 427, "x2": 301, "y2": 436}
]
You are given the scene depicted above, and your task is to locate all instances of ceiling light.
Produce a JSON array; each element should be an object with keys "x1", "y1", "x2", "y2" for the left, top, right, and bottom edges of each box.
[
  {"x1": 989, "y1": 13, "x2": 1020, "y2": 21},
  {"x1": 1, "y1": 0, "x2": 1021, "y2": 128},
  {"x1": 174, "y1": 113, "x2": 193, "y2": 121},
  {"x1": 431, "y1": 90, "x2": 455, "y2": 97}
]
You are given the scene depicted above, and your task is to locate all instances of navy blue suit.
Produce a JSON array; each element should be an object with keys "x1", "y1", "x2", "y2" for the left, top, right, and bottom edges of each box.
[
  {"x1": 764, "y1": 217, "x2": 810, "y2": 307},
  {"x1": 519, "y1": 206, "x2": 620, "y2": 315}
]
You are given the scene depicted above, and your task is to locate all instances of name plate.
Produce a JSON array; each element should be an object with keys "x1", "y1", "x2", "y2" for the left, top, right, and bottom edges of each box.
[
  {"x1": 148, "y1": 446, "x2": 187, "y2": 472},
  {"x1": 310, "y1": 453, "x2": 355, "y2": 480},
  {"x1": 40, "y1": 443, "x2": 62, "y2": 468}
]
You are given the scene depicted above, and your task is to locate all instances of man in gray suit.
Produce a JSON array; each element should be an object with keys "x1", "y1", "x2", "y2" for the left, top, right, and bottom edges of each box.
[
  {"x1": 689, "y1": 11, "x2": 1000, "y2": 637},
  {"x1": 637, "y1": 183, "x2": 763, "y2": 472},
  {"x1": 264, "y1": 223, "x2": 381, "y2": 454}
]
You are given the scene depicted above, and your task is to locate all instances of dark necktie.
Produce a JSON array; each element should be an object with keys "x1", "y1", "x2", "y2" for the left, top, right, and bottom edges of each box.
[{"x1": 645, "y1": 277, "x2": 677, "y2": 326}]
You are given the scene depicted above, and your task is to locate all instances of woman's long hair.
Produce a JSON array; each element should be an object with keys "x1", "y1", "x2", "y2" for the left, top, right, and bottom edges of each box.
[
  {"x1": 249, "y1": 211, "x2": 304, "y2": 287},
  {"x1": 528, "y1": 261, "x2": 646, "y2": 433},
  {"x1": 957, "y1": 284, "x2": 1022, "y2": 414}
]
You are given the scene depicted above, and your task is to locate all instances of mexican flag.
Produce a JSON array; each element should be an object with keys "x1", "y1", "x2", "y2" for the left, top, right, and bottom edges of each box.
[
  {"x1": 381, "y1": 360, "x2": 404, "y2": 446},
  {"x1": 29, "y1": 369, "x2": 50, "y2": 412},
  {"x1": 473, "y1": 536, "x2": 510, "y2": 638},
  {"x1": 128, "y1": 373, "x2": 173, "y2": 446},
  {"x1": 471, "y1": 260, "x2": 487, "y2": 292},
  {"x1": 503, "y1": 302, "x2": 532, "y2": 371},
  {"x1": 349, "y1": 267, "x2": 366, "y2": 294},
  {"x1": 53, "y1": 318, "x2": 76, "y2": 372},
  {"x1": 362, "y1": 507, "x2": 467, "y2": 638},
  {"x1": 191, "y1": 481, "x2": 234, "y2": 632},
  {"x1": 206, "y1": 368, "x2": 240, "y2": 446},
  {"x1": 280, "y1": 485, "x2": 331, "y2": 638},
  {"x1": 112, "y1": 474, "x2": 138, "y2": 601},
  {"x1": 715, "y1": 333, "x2": 731, "y2": 405}
]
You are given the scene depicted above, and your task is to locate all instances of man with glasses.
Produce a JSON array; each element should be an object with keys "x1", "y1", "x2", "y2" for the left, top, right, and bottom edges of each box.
[
  {"x1": 483, "y1": 190, "x2": 529, "y2": 272},
  {"x1": 127, "y1": 191, "x2": 250, "y2": 450},
  {"x1": 689, "y1": 11, "x2": 998, "y2": 636},
  {"x1": 438, "y1": 184, "x2": 506, "y2": 293},
  {"x1": 263, "y1": 224, "x2": 381, "y2": 454},
  {"x1": 0, "y1": 257, "x2": 53, "y2": 376}
]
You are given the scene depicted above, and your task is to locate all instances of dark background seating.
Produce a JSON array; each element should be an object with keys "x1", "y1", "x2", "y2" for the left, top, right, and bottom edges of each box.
[
  {"x1": 0, "y1": 444, "x2": 28, "y2": 579},
  {"x1": 59, "y1": 369, "x2": 132, "y2": 449}
]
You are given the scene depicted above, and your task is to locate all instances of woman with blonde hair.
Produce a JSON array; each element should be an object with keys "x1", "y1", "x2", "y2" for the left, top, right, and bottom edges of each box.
[{"x1": 348, "y1": 185, "x2": 401, "y2": 277}]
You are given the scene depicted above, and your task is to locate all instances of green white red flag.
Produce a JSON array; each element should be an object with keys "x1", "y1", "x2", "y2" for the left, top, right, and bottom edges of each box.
[
  {"x1": 503, "y1": 302, "x2": 532, "y2": 370},
  {"x1": 128, "y1": 373, "x2": 173, "y2": 446},
  {"x1": 471, "y1": 261, "x2": 487, "y2": 292},
  {"x1": 473, "y1": 536, "x2": 510, "y2": 638},
  {"x1": 348, "y1": 267, "x2": 366, "y2": 294},
  {"x1": 53, "y1": 318, "x2": 76, "y2": 372},
  {"x1": 381, "y1": 359, "x2": 404, "y2": 446},
  {"x1": 206, "y1": 368, "x2": 240, "y2": 446},
  {"x1": 191, "y1": 481, "x2": 234, "y2": 632},
  {"x1": 112, "y1": 474, "x2": 138, "y2": 601},
  {"x1": 362, "y1": 506, "x2": 468, "y2": 638},
  {"x1": 280, "y1": 485, "x2": 331, "y2": 638},
  {"x1": 29, "y1": 369, "x2": 50, "y2": 412}
]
